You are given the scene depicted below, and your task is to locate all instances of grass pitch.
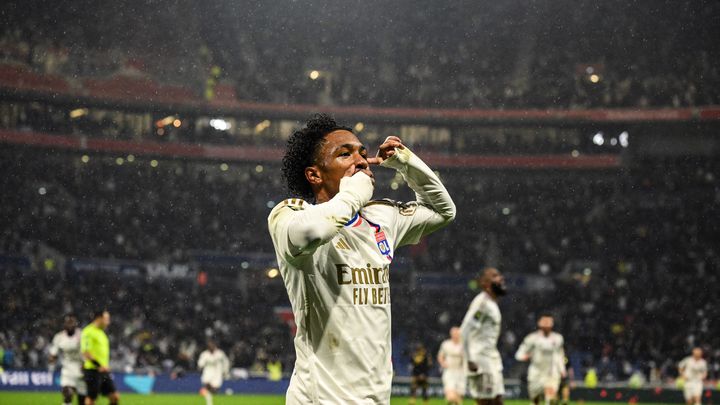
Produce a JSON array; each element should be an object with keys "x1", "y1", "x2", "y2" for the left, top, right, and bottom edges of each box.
[{"x1": 0, "y1": 391, "x2": 676, "y2": 404}]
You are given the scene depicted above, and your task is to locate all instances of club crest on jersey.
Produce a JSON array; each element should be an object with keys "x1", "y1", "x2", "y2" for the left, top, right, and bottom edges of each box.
[{"x1": 375, "y1": 231, "x2": 391, "y2": 256}]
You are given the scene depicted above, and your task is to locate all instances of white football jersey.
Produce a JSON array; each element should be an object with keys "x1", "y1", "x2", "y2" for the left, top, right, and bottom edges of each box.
[
  {"x1": 438, "y1": 339, "x2": 464, "y2": 371},
  {"x1": 460, "y1": 292, "x2": 502, "y2": 373},
  {"x1": 269, "y1": 198, "x2": 443, "y2": 404},
  {"x1": 49, "y1": 329, "x2": 83, "y2": 373},
  {"x1": 515, "y1": 331, "x2": 565, "y2": 378},
  {"x1": 679, "y1": 357, "x2": 707, "y2": 382},
  {"x1": 198, "y1": 349, "x2": 229, "y2": 388}
]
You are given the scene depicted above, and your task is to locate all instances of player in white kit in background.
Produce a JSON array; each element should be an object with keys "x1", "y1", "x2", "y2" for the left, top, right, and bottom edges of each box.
[
  {"x1": 460, "y1": 267, "x2": 507, "y2": 405},
  {"x1": 437, "y1": 326, "x2": 465, "y2": 405},
  {"x1": 48, "y1": 314, "x2": 87, "y2": 405},
  {"x1": 678, "y1": 347, "x2": 708, "y2": 405},
  {"x1": 197, "y1": 340, "x2": 230, "y2": 405},
  {"x1": 268, "y1": 114, "x2": 455, "y2": 404},
  {"x1": 515, "y1": 315, "x2": 566, "y2": 405}
]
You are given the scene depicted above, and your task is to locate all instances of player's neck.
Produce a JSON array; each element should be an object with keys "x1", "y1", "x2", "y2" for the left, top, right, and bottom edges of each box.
[
  {"x1": 314, "y1": 189, "x2": 334, "y2": 204},
  {"x1": 483, "y1": 289, "x2": 498, "y2": 301}
]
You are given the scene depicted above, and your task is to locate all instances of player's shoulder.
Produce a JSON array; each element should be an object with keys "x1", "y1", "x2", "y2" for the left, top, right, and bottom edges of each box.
[
  {"x1": 268, "y1": 198, "x2": 309, "y2": 222},
  {"x1": 272, "y1": 198, "x2": 308, "y2": 212},
  {"x1": 473, "y1": 292, "x2": 488, "y2": 304}
]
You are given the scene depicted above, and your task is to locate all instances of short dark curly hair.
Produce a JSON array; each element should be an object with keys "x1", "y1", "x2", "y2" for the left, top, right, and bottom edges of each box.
[{"x1": 281, "y1": 113, "x2": 352, "y2": 201}]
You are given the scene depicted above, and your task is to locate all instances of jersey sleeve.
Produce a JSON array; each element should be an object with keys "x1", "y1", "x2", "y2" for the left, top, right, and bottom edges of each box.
[
  {"x1": 437, "y1": 341, "x2": 447, "y2": 360},
  {"x1": 379, "y1": 147, "x2": 455, "y2": 247},
  {"x1": 678, "y1": 357, "x2": 688, "y2": 371},
  {"x1": 48, "y1": 333, "x2": 60, "y2": 357},
  {"x1": 459, "y1": 295, "x2": 483, "y2": 362},
  {"x1": 388, "y1": 200, "x2": 455, "y2": 248},
  {"x1": 557, "y1": 335, "x2": 567, "y2": 374},
  {"x1": 223, "y1": 352, "x2": 230, "y2": 374},
  {"x1": 268, "y1": 176, "x2": 370, "y2": 262},
  {"x1": 80, "y1": 329, "x2": 92, "y2": 354},
  {"x1": 515, "y1": 334, "x2": 534, "y2": 361}
]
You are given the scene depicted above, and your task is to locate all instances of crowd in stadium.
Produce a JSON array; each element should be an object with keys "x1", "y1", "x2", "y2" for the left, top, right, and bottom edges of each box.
[
  {"x1": 2, "y1": 0, "x2": 718, "y2": 109},
  {"x1": 1, "y1": 144, "x2": 718, "y2": 383},
  {"x1": 0, "y1": 265, "x2": 292, "y2": 378}
]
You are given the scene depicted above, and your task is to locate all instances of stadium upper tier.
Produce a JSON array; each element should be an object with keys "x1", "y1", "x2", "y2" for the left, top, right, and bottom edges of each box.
[{"x1": 1, "y1": 0, "x2": 718, "y2": 110}]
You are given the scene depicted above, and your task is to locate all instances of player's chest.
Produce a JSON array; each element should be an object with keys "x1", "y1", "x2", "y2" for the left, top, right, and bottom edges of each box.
[
  {"x1": 535, "y1": 336, "x2": 560, "y2": 353},
  {"x1": 330, "y1": 214, "x2": 394, "y2": 264},
  {"x1": 688, "y1": 362, "x2": 705, "y2": 373},
  {"x1": 475, "y1": 305, "x2": 501, "y2": 327},
  {"x1": 447, "y1": 343, "x2": 463, "y2": 357},
  {"x1": 59, "y1": 335, "x2": 81, "y2": 351}
]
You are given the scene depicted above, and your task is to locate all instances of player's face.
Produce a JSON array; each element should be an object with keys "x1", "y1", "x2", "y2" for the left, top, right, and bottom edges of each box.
[
  {"x1": 450, "y1": 327, "x2": 460, "y2": 342},
  {"x1": 101, "y1": 312, "x2": 111, "y2": 328},
  {"x1": 538, "y1": 316, "x2": 554, "y2": 333},
  {"x1": 64, "y1": 316, "x2": 77, "y2": 331},
  {"x1": 308, "y1": 130, "x2": 373, "y2": 202},
  {"x1": 692, "y1": 348, "x2": 702, "y2": 359},
  {"x1": 482, "y1": 268, "x2": 506, "y2": 296}
]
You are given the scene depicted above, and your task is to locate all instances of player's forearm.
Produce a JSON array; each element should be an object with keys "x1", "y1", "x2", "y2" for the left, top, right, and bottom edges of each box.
[
  {"x1": 381, "y1": 147, "x2": 456, "y2": 222},
  {"x1": 288, "y1": 174, "x2": 373, "y2": 251}
]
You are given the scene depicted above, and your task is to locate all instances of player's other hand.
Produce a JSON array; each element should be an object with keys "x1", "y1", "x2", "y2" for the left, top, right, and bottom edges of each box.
[
  {"x1": 467, "y1": 361, "x2": 478, "y2": 372},
  {"x1": 99, "y1": 366, "x2": 110, "y2": 373},
  {"x1": 368, "y1": 136, "x2": 404, "y2": 165}
]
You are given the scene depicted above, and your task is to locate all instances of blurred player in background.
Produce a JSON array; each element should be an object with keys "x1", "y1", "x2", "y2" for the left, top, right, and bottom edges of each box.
[
  {"x1": 678, "y1": 347, "x2": 707, "y2": 405},
  {"x1": 197, "y1": 340, "x2": 230, "y2": 405},
  {"x1": 48, "y1": 314, "x2": 86, "y2": 405},
  {"x1": 460, "y1": 267, "x2": 507, "y2": 405},
  {"x1": 409, "y1": 343, "x2": 432, "y2": 405},
  {"x1": 437, "y1": 326, "x2": 465, "y2": 405},
  {"x1": 268, "y1": 114, "x2": 455, "y2": 404},
  {"x1": 81, "y1": 310, "x2": 119, "y2": 405},
  {"x1": 515, "y1": 315, "x2": 566, "y2": 405}
]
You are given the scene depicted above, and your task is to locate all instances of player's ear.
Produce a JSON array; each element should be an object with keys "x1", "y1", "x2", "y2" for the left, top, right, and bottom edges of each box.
[{"x1": 305, "y1": 166, "x2": 322, "y2": 185}]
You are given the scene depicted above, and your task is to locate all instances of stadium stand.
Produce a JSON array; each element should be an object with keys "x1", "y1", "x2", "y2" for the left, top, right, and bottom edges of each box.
[{"x1": 1, "y1": 145, "x2": 718, "y2": 381}]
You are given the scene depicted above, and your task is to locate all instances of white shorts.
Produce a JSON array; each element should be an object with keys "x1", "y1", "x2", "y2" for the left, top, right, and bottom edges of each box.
[
  {"x1": 528, "y1": 375, "x2": 561, "y2": 399},
  {"x1": 442, "y1": 369, "x2": 466, "y2": 395},
  {"x1": 468, "y1": 369, "x2": 504, "y2": 399},
  {"x1": 60, "y1": 368, "x2": 87, "y2": 395},
  {"x1": 684, "y1": 380, "x2": 703, "y2": 401},
  {"x1": 201, "y1": 376, "x2": 223, "y2": 390}
]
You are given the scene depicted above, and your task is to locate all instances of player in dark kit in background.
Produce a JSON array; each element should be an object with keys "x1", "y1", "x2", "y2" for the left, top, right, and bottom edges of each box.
[{"x1": 409, "y1": 343, "x2": 432, "y2": 405}]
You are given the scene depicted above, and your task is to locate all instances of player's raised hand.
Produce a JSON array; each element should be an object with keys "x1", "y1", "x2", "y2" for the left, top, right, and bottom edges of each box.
[{"x1": 367, "y1": 136, "x2": 404, "y2": 165}]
